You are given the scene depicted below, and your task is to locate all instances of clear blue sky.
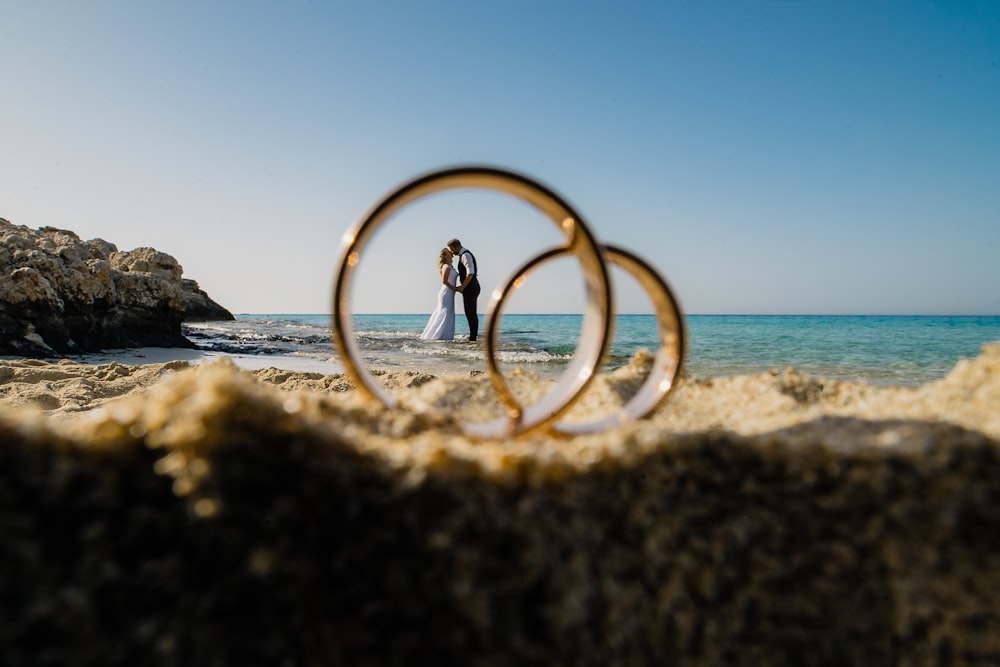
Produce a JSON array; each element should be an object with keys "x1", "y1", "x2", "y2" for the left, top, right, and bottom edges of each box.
[{"x1": 2, "y1": 1, "x2": 998, "y2": 315}]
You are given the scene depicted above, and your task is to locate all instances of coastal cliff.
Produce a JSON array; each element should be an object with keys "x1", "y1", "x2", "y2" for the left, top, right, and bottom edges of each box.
[{"x1": 0, "y1": 218, "x2": 233, "y2": 356}]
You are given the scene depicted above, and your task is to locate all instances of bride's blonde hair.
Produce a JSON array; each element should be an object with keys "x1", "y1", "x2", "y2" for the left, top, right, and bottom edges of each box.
[{"x1": 438, "y1": 248, "x2": 451, "y2": 266}]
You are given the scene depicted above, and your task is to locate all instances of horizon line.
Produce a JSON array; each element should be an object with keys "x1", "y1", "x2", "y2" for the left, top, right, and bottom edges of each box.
[{"x1": 232, "y1": 312, "x2": 1000, "y2": 318}]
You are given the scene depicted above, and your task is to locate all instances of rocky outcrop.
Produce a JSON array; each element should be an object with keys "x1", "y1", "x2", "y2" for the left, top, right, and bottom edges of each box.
[{"x1": 1, "y1": 218, "x2": 233, "y2": 356}]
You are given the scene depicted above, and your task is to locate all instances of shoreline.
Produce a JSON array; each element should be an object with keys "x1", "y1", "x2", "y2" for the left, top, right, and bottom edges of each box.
[
  {"x1": 0, "y1": 342, "x2": 997, "y2": 441},
  {"x1": 6, "y1": 334, "x2": 993, "y2": 388}
]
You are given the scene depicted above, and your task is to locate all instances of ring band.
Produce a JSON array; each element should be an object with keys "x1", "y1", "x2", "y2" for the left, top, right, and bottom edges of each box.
[
  {"x1": 486, "y1": 243, "x2": 685, "y2": 436},
  {"x1": 331, "y1": 166, "x2": 685, "y2": 439},
  {"x1": 332, "y1": 166, "x2": 613, "y2": 439}
]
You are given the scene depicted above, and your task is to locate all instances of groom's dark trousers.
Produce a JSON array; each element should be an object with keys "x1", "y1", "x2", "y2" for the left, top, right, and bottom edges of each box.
[{"x1": 462, "y1": 277, "x2": 481, "y2": 342}]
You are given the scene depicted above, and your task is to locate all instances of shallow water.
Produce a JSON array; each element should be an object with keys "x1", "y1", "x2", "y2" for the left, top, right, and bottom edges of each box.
[{"x1": 179, "y1": 314, "x2": 1000, "y2": 386}]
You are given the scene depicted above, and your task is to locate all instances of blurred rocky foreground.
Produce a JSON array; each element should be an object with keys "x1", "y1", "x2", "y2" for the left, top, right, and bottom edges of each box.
[{"x1": 2, "y1": 344, "x2": 1000, "y2": 666}]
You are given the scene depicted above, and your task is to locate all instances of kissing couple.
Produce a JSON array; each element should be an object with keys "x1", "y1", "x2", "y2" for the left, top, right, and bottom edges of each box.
[{"x1": 419, "y1": 239, "x2": 480, "y2": 342}]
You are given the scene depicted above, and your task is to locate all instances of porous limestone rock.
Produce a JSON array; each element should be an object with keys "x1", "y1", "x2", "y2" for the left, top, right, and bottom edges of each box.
[{"x1": 0, "y1": 218, "x2": 233, "y2": 356}]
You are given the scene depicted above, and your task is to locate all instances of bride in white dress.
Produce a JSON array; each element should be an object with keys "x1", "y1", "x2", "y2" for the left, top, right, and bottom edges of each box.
[{"x1": 419, "y1": 247, "x2": 459, "y2": 340}]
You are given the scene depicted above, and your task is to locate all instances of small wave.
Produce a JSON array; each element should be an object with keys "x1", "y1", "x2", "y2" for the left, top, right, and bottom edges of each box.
[
  {"x1": 356, "y1": 329, "x2": 422, "y2": 340},
  {"x1": 495, "y1": 350, "x2": 571, "y2": 364},
  {"x1": 401, "y1": 342, "x2": 483, "y2": 361}
]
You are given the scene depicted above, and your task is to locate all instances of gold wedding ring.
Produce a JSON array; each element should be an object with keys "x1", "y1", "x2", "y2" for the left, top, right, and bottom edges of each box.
[
  {"x1": 331, "y1": 166, "x2": 685, "y2": 439},
  {"x1": 486, "y1": 243, "x2": 685, "y2": 436}
]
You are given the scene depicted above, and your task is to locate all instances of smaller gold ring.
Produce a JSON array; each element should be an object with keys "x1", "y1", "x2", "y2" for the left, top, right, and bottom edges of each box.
[{"x1": 486, "y1": 244, "x2": 685, "y2": 436}]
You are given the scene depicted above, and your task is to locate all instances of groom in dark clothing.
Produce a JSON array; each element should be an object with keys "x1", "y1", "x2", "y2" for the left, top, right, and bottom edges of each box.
[{"x1": 448, "y1": 238, "x2": 480, "y2": 342}]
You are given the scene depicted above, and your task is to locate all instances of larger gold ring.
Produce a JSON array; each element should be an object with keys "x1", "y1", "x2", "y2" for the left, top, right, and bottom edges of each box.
[
  {"x1": 332, "y1": 166, "x2": 613, "y2": 439},
  {"x1": 331, "y1": 166, "x2": 685, "y2": 439}
]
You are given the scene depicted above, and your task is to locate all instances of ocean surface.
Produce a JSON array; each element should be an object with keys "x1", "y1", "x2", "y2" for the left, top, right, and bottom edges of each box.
[{"x1": 181, "y1": 314, "x2": 1000, "y2": 387}]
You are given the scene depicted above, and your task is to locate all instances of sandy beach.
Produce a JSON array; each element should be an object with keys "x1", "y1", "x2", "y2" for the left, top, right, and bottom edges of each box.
[
  {"x1": 3, "y1": 342, "x2": 998, "y2": 437},
  {"x1": 3, "y1": 343, "x2": 1000, "y2": 664},
  {"x1": 0, "y1": 348, "x2": 346, "y2": 416}
]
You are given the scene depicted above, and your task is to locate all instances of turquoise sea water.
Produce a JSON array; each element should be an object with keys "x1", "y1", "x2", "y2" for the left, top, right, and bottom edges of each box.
[{"x1": 183, "y1": 314, "x2": 1000, "y2": 387}]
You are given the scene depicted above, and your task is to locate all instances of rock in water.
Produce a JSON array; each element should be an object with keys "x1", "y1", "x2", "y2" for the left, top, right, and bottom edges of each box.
[
  {"x1": 180, "y1": 278, "x2": 234, "y2": 322},
  {"x1": 0, "y1": 218, "x2": 233, "y2": 356}
]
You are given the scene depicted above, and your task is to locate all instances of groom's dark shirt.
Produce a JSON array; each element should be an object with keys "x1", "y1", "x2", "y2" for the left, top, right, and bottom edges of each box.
[
  {"x1": 456, "y1": 248, "x2": 481, "y2": 341},
  {"x1": 457, "y1": 249, "x2": 478, "y2": 284}
]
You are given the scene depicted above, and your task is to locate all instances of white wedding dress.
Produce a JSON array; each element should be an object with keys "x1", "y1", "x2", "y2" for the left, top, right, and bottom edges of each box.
[{"x1": 419, "y1": 264, "x2": 457, "y2": 340}]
